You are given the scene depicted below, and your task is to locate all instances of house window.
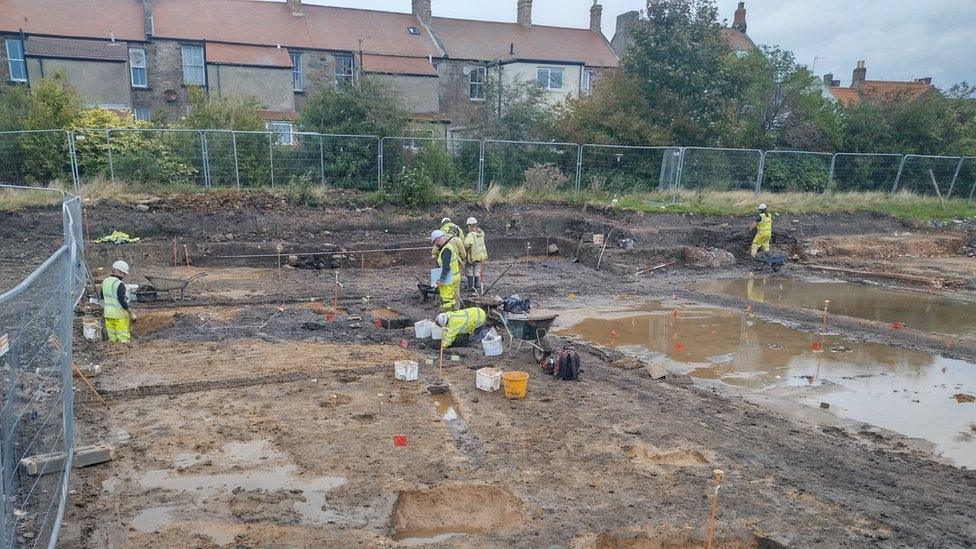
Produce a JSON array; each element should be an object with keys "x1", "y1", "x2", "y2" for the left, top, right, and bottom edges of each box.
[
  {"x1": 469, "y1": 67, "x2": 486, "y2": 101},
  {"x1": 181, "y1": 44, "x2": 205, "y2": 86},
  {"x1": 267, "y1": 122, "x2": 294, "y2": 146},
  {"x1": 537, "y1": 67, "x2": 564, "y2": 91},
  {"x1": 133, "y1": 106, "x2": 151, "y2": 121},
  {"x1": 582, "y1": 70, "x2": 592, "y2": 95},
  {"x1": 334, "y1": 54, "x2": 354, "y2": 86},
  {"x1": 291, "y1": 51, "x2": 303, "y2": 92},
  {"x1": 129, "y1": 48, "x2": 148, "y2": 88},
  {"x1": 6, "y1": 39, "x2": 26, "y2": 82}
]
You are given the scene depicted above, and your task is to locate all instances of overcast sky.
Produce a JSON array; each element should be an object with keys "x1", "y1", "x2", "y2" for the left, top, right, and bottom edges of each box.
[{"x1": 300, "y1": 0, "x2": 974, "y2": 87}]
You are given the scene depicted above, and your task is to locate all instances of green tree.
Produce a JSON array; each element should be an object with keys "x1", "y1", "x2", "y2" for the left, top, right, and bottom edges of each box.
[
  {"x1": 553, "y1": 71, "x2": 667, "y2": 145},
  {"x1": 0, "y1": 84, "x2": 28, "y2": 131},
  {"x1": 465, "y1": 74, "x2": 555, "y2": 141},
  {"x1": 20, "y1": 73, "x2": 81, "y2": 183},
  {"x1": 298, "y1": 77, "x2": 409, "y2": 137},
  {"x1": 177, "y1": 87, "x2": 266, "y2": 131}
]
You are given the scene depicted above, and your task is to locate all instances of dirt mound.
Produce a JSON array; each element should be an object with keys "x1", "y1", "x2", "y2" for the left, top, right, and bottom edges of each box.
[{"x1": 391, "y1": 485, "x2": 523, "y2": 541}]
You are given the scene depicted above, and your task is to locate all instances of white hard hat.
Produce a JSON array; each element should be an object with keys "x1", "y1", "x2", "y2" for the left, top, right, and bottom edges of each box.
[
  {"x1": 430, "y1": 230, "x2": 446, "y2": 243},
  {"x1": 435, "y1": 313, "x2": 448, "y2": 327},
  {"x1": 441, "y1": 217, "x2": 451, "y2": 225},
  {"x1": 466, "y1": 217, "x2": 478, "y2": 225},
  {"x1": 758, "y1": 203, "x2": 767, "y2": 210},
  {"x1": 112, "y1": 260, "x2": 130, "y2": 274}
]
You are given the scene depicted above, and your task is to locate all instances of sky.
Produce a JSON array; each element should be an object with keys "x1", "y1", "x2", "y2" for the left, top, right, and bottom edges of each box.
[{"x1": 298, "y1": 0, "x2": 975, "y2": 88}]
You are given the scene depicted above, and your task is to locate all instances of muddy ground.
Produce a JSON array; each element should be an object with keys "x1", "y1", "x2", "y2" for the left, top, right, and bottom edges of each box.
[{"x1": 3, "y1": 193, "x2": 976, "y2": 547}]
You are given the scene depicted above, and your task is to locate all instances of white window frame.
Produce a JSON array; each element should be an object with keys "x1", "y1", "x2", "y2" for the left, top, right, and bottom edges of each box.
[
  {"x1": 6, "y1": 39, "x2": 26, "y2": 82},
  {"x1": 291, "y1": 51, "x2": 303, "y2": 92},
  {"x1": 181, "y1": 44, "x2": 205, "y2": 86},
  {"x1": 468, "y1": 67, "x2": 486, "y2": 101},
  {"x1": 582, "y1": 70, "x2": 592, "y2": 96},
  {"x1": 129, "y1": 47, "x2": 148, "y2": 88},
  {"x1": 537, "y1": 67, "x2": 564, "y2": 91},
  {"x1": 133, "y1": 106, "x2": 151, "y2": 121},
  {"x1": 334, "y1": 54, "x2": 354, "y2": 86},
  {"x1": 267, "y1": 122, "x2": 295, "y2": 146}
]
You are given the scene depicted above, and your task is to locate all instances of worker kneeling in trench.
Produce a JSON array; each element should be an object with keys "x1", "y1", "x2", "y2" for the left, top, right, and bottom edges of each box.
[{"x1": 436, "y1": 307, "x2": 488, "y2": 349}]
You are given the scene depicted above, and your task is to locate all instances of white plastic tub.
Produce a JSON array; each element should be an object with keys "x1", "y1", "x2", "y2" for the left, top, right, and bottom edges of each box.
[
  {"x1": 125, "y1": 284, "x2": 139, "y2": 302},
  {"x1": 394, "y1": 360, "x2": 419, "y2": 382},
  {"x1": 482, "y1": 329, "x2": 503, "y2": 357},
  {"x1": 414, "y1": 320, "x2": 433, "y2": 339},
  {"x1": 82, "y1": 318, "x2": 101, "y2": 341},
  {"x1": 476, "y1": 367, "x2": 503, "y2": 392},
  {"x1": 430, "y1": 325, "x2": 445, "y2": 340}
]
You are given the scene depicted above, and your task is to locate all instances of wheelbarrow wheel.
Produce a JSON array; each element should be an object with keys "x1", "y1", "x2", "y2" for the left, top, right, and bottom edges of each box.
[
  {"x1": 136, "y1": 285, "x2": 158, "y2": 303},
  {"x1": 533, "y1": 336, "x2": 554, "y2": 363}
]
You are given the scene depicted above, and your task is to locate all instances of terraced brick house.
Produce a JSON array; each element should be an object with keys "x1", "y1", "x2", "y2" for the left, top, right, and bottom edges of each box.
[
  {"x1": 822, "y1": 61, "x2": 936, "y2": 106},
  {"x1": 0, "y1": 0, "x2": 619, "y2": 136}
]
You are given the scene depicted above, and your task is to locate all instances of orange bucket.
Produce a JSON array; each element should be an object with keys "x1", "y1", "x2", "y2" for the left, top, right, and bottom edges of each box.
[{"x1": 502, "y1": 371, "x2": 529, "y2": 399}]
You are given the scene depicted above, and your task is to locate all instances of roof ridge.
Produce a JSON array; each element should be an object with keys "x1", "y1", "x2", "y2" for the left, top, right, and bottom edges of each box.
[{"x1": 430, "y1": 15, "x2": 592, "y2": 32}]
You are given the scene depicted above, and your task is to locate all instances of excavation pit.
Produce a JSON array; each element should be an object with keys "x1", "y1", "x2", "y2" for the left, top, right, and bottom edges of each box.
[{"x1": 391, "y1": 485, "x2": 523, "y2": 544}]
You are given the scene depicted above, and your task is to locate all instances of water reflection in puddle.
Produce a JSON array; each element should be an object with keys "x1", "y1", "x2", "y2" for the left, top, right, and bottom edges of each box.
[
  {"x1": 696, "y1": 276, "x2": 976, "y2": 338},
  {"x1": 556, "y1": 301, "x2": 976, "y2": 467}
]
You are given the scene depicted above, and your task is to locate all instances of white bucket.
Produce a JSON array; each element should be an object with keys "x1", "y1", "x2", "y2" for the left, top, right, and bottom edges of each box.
[
  {"x1": 414, "y1": 320, "x2": 433, "y2": 339},
  {"x1": 430, "y1": 325, "x2": 445, "y2": 340},
  {"x1": 394, "y1": 360, "x2": 419, "y2": 382},
  {"x1": 476, "y1": 367, "x2": 503, "y2": 392},
  {"x1": 482, "y1": 330, "x2": 503, "y2": 357},
  {"x1": 82, "y1": 318, "x2": 101, "y2": 341}
]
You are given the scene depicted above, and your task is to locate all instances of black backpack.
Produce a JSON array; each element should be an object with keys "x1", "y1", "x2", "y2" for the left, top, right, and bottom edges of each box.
[{"x1": 554, "y1": 346, "x2": 581, "y2": 381}]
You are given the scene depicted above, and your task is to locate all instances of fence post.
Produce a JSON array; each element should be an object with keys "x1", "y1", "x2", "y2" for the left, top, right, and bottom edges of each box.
[
  {"x1": 478, "y1": 140, "x2": 486, "y2": 194},
  {"x1": 231, "y1": 131, "x2": 241, "y2": 190},
  {"x1": 672, "y1": 147, "x2": 686, "y2": 205},
  {"x1": 199, "y1": 131, "x2": 211, "y2": 188},
  {"x1": 575, "y1": 144, "x2": 583, "y2": 196},
  {"x1": 105, "y1": 129, "x2": 115, "y2": 184},
  {"x1": 268, "y1": 132, "x2": 275, "y2": 189},
  {"x1": 67, "y1": 131, "x2": 80, "y2": 191},
  {"x1": 377, "y1": 137, "x2": 383, "y2": 190},
  {"x1": 826, "y1": 153, "x2": 837, "y2": 193},
  {"x1": 891, "y1": 154, "x2": 908, "y2": 194},
  {"x1": 755, "y1": 151, "x2": 765, "y2": 196},
  {"x1": 318, "y1": 135, "x2": 325, "y2": 186},
  {"x1": 946, "y1": 156, "x2": 965, "y2": 198}
]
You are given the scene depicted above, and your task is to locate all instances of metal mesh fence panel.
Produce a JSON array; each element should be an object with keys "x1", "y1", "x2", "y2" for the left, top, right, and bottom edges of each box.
[
  {"x1": 271, "y1": 132, "x2": 323, "y2": 187},
  {"x1": 106, "y1": 129, "x2": 207, "y2": 187},
  {"x1": 320, "y1": 135, "x2": 379, "y2": 190},
  {"x1": 956, "y1": 157, "x2": 976, "y2": 201},
  {"x1": 760, "y1": 151, "x2": 832, "y2": 193},
  {"x1": 829, "y1": 153, "x2": 903, "y2": 193},
  {"x1": 225, "y1": 131, "x2": 273, "y2": 189},
  {"x1": 0, "y1": 131, "x2": 73, "y2": 188},
  {"x1": 580, "y1": 145, "x2": 678, "y2": 194},
  {"x1": 893, "y1": 155, "x2": 964, "y2": 197},
  {"x1": 678, "y1": 147, "x2": 762, "y2": 192},
  {"x1": 0, "y1": 186, "x2": 85, "y2": 549},
  {"x1": 381, "y1": 137, "x2": 480, "y2": 191},
  {"x1": 482, "y1": 140, "x2": 580, "y2": 192}
]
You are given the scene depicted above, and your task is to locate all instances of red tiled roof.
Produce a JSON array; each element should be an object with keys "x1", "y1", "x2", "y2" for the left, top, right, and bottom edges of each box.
[
  {"x1": 721, "y1": 28, "x2": 756, "y2": 52},
  {"x1": 362, "y1": 54, "x2": 437, "y2": 77},
  {"x1": 429, "y1": 17, "x2": 618, "y2": 68},
  {"x1": 152, "y1": 0, "x2": 440, "y2": 58},
  {"x1": 0, "y1": 0, "x2": 144, "y2": 41},
  {"x1": 827, "y1": 81, "x2": 935, "y2": 106},
  {"x1": 25, "y1": 36, "x2": 129, "y2": 61},
  {"x1": 206, "y1": 43, "x2": 292, "y2": 68}
]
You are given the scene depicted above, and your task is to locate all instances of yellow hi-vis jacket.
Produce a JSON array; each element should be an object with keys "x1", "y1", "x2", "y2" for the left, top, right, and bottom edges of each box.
[
  {"x1": 756, "y1": 212, "x2": 772, "y2": 237},
  {"x1": 101, "y1": 276, "x2": 127, "y2": 319},
  {"x1": 441, "y1": 222, "x2": 465, "y2": 241},
  {"x1": 464, "y1": 229, "x2": 488, "y2": 262},
  {"x1": 430, "y1": 235, "x2": 467, "y2": 262},
  {"x1": 437, "y1": 240, "x2": 461, "y2": 281},
  {"x1": 441, "y1": 307, "x2": 488, "y2": 348}
]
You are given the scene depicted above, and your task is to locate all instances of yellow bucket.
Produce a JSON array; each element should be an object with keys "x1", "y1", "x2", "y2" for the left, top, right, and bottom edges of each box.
[{"x1": 502, "y1": 371, "x2": 529, "y2": 399}]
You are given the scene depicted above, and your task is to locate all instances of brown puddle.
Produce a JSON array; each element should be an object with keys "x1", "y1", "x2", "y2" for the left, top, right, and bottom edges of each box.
[
  {"x1": 555, "y1": 300, "x2": 976, "y2": 468},
  {"x1": 695, "y1": 276, "x2": 976, "y2": 339}
]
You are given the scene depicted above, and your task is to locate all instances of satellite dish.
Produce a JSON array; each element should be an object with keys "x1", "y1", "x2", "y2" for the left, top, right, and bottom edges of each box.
[{"x1": 163, "y1": 89, "x2": 178, "y2": 102}]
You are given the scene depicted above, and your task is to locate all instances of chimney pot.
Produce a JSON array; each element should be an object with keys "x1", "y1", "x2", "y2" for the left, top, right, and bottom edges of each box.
[
  {"x1": 412, "y1": 0, "x2": 431, "y2": 25},
  {"x1": 286, "y1": 0, "x2": 305, "y2": 17},
  {"x1": 732, "y1": 1, "x2": 747, "y2": 33},
  {"x1": 823, "y1": 73, "x2": 833, "y2": 87},
  {"x1": 915, "y1": 77, "x2": 932, "y2": 85},
  {"x1": 517, "y1": 0, "x2": 533, "y2": 29},
  {"x1": 852, "y1": 60, "x2": 866, "y2": 90},
  {"x1": 590, "y1": 1, "x2": 603, "y2": 35}
]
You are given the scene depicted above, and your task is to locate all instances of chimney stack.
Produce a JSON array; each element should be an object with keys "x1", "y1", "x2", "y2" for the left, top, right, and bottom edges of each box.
[
  {"x1": 823, "y1": 73, "x2": 834, "y2": 87},
  {"x1": 915, "y1": 77, "x2": 932, "y2": 85},
  {"x1": 517, "y1": 0, "x2": 533, "y2": 29},
  {"x1": 286, "y1": 0, "x2": 305, "y2": 17},
  {"x1": 412, "y1": 0, "x2": 431, "y2": 26},
  {"x1": 590, "y1": 1, "x2": 603, "y2": 35},
  {"x1": 732, "y1": 1, "x2": 747, "y2": 33},
  {"x1": 142, "y1": 0, "x2": 157, "y2": 36},
  {"x1": 852, "y1": 60, "x2": 866, "y2": 90}
]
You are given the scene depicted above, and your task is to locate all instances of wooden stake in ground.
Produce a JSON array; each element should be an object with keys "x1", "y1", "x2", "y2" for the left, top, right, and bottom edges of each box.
[
  {"x1": 82, "y1": 207, "x2": 90, "y2": 242},
  {"x1": 439, "y1": 345, "x2": 444, "y2": 379},
  {"x1": 172, "y1": 238, "x2": 178, "y2": 267},
  {"x1": 821, "y1": 300, "x2": 830, "y2": 335},
  {"x1": 705, "y1": 469, "x2": 725, "y2": 549},
  {"x1": 928, "y1": 169, "x2": 946, "y2": 209},
  {"x1": 72, "y1": 362, "x2": 109, "y2": 410},
  {"x1": 333, "y1": 271, "x2": 340, "y2": 313},
  {"x1": 183, "y1": 244, "x2": 191, "y2": 267}
]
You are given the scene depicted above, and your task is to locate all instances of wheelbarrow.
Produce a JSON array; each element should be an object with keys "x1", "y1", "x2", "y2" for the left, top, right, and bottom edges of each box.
[
  {"x1": 493, "y1": 310, "x2": 559, "y2": 362},
  {"x1": 752, "y1": 251, "x2": 787, "y2": 273},
  {"x1": 137, "y1": 272, "x2": 207, "y2": 303}
]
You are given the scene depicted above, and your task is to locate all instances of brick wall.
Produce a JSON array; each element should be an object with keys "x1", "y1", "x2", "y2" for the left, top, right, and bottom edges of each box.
[
  {"x1": 293, "y1": 49, "x2": 341, "y2": 111},
  {"x1": 131, "y1": 39, "x2": 203, "y2": 122},
  {"x1": 436, "y1": 59, "x2": 491, "y2": 128}
]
